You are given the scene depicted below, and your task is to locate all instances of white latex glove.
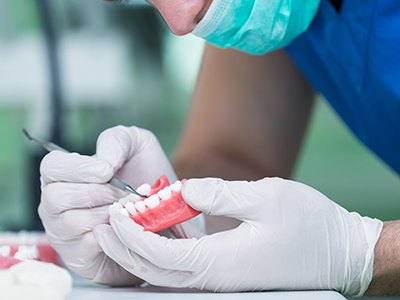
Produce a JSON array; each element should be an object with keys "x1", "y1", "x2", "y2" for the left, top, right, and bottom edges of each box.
[
  {"x1": 94, "y1": 177, "x2": 383, "y2": 296},
  {"x1": 39, "y1": 125, "x2": 202, "y2": 285}
]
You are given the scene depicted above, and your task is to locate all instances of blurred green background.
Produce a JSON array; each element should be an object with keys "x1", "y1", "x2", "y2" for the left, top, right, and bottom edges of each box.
[{"x1": 0, "y1": 0, "x2": 398, "y2": 231}]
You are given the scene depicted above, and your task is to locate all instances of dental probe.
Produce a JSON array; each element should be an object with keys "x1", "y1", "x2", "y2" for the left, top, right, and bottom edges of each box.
[{"x1": 22, "y1": 129, "x2": 148, "y2": 198}]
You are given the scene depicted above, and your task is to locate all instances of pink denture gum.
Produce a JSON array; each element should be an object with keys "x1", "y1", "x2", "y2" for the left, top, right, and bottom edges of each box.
[
  {"x1": 0, "y1": 256, "x2": 20, "y2": 269},
  {"x1": 128, "y1": 176, "x2": 200, "y2": 232},
  {"x1": 0, "y1": 232, "x2": 60, "y2": 270}
]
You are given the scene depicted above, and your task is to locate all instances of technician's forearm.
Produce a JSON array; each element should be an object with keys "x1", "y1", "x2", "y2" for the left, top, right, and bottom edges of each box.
[
  {"x1": 172, "y1": 46, "x2": 314, "y2": 233},
  {"x1": 173, "y1": 151, "x2": 269, "y2": 180},
  {"x1": 366, "y1": 221, "x2": 400, "y2": 296}
]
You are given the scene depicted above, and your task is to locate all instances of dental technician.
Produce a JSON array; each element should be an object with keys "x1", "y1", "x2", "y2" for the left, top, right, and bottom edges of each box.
[{"x1": 38, "y1": 0, "x2": 400, "y2": 296}]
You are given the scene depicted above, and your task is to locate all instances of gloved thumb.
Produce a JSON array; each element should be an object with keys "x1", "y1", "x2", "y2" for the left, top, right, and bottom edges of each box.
[
  {"x1": 182, "y1": 178, "x2": 258, "y2": 221},
  {"x1": 95, "y1": 126, "x2": 138, "y2": 171}
]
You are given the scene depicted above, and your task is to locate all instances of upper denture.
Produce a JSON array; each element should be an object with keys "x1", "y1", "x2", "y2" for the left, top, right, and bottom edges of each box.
[{"x1": 119, "y1": 176, "x2": 200, "y2": 232}]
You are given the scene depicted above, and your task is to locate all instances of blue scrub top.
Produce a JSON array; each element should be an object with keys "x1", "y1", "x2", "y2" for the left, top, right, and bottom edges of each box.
[{"x1": 286, "y1": 0, "x2": 400, "y2": 175}]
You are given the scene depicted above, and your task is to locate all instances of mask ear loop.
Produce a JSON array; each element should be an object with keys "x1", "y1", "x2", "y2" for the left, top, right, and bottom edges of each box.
[{"x1": 191, "y1": 0, "x2": 231, "y2": 37}]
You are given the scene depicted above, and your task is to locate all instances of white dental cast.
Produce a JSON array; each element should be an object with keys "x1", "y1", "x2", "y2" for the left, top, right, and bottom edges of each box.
[
  {"x1": 158, "y1": 187, "x2": 172, "y2": 200},
  {"x1": 170, "y1": 180, "x2": 182, "y2": 192},
  {"x1": 134, "y1": 201, "x2": 146, "y2": 213},
  {"x1": 0, "y1": 245, "x2": 11, "y2": 257},
  {"x1": 10, "y1": 260, "x2": 72, "y2": 299},
  {"x1": 144, "y1": 195, "x2": 160, "y2": 208},
  {"x1": 136, "y1": 183, "x2": 151, "y2": 196},
  {"x1": 0, "y1": 260, "x2": 72, "y2": 300},
  {"x1": 0, "y1": 269, "x2": 14, "y2": 286},
  {"x1": 125, "y1": 202, "x2": 137, "y2": 216}
]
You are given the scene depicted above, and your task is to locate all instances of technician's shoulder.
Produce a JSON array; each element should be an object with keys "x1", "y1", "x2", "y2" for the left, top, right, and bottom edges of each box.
[{"x1": 286, "y1": 0, "x2": 400, "y2": 174}]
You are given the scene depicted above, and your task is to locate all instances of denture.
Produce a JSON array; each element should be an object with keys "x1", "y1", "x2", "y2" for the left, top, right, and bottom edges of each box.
[
  {"x1": 0, "y1": 256, "x2": 21, "y2": 270},
  {"x1": 0, "y1": 244, "x2": 56, "y2": 270},
  {"x1": 116, "y1": 176, "x2": 200, "y2": 232},
  {"x1": 0, "y1": 232, "x2": 61, "y2": 268}
]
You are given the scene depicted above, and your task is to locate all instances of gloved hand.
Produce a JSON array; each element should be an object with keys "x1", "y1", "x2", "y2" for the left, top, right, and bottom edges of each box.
[
  {"x1": 39, "y1": 125, "x2": 202, "y2": 285},
  {"x1": 94, "y1": 177, "x2": 383, "y2": 296}
]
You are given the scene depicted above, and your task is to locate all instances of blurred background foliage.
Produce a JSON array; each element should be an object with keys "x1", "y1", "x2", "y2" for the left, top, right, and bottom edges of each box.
[{"x1": 0, "y1": 0, "x2": 398, "y2": 231}]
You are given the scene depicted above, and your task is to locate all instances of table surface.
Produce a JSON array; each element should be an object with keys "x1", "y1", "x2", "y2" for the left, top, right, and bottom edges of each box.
[
  {"x1": 68, "y1": 279, "x2": 400, "y2": 300},
  {"x1": 67, "y1": 282, "x2": 346, "y2": 300}
]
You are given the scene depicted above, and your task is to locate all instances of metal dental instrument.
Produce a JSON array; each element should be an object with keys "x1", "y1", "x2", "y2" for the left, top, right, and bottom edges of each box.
[{"x1": 23, "y1": 129, "x2": 147, "y2": 198}]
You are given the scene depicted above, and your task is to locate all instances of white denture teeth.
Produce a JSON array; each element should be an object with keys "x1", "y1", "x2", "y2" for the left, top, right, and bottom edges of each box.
[
  {"x1": 136, "y1": 183, "x2": 151, "y2": 196},
  {"x1": 170, "y1": 180, "x2": 182, "y2": 192},
  {"x1": 120, "y1": 208, "x2": 129, "y2": 217},
  {"x1": 118, "y1": 196, "x2": 130, "y2": 206},
  {"x1": 109, "y1": 202, "x2": 122, "y2": 214},
  {"x1": 125, "y1": 202, "x2": 137, "y2": 216},
  {"x1": 158, "y1": 187, "x2": 172, "y2": 200},
  {"x1": 134, "y1": 201, "x2": 146, "y2": 213},
  {"x1": 127, "y1": 193, "x2": 141, "y2": 203},
  {"x1": 144, "y1": 194, "x2": 160, "y2": 208},
  {"x1": 14, "y1": 245, "x2": 39, "y2": 261}
]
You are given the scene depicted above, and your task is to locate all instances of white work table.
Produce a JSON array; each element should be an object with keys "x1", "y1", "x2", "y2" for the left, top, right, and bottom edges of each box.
[
  {"x1": 67, "y1": 280, "x2": 346, "y2": 300},
  {"x1": 68, "y1": 278, "x2": 400, "y2": 300}
]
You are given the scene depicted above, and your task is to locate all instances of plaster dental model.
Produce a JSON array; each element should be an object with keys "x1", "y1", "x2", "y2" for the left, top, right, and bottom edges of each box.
[
  {"x1": 115, "y1": 176, "x2": 201, "y2": 232},
  {"x1": 0, "y1": 259, "x2": 72, "y2": 300},
  {"x1": 0, "y1": 232, "x2": 70, "y2": 299}
]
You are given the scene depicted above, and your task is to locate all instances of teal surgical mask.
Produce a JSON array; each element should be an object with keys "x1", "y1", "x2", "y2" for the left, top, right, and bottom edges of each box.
[{"x1": 192, "y1": 0, "x2": 321, "y2": 55}]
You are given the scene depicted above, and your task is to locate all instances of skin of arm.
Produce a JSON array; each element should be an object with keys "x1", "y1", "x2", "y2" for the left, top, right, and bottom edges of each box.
[
  {"x1": 172, "y1": 45, "x2": 315, "y2": 232},
  {"x1": 366, "y1": 221, "x2": 400, "y2": 296},
  {"x1": 171, "y1": 44, "x2": 400, "y2": 295}
]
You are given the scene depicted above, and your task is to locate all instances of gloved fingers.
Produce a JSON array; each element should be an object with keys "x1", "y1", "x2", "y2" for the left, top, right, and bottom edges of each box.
[
  {"x1": 96, "y1": 126, "x2": 172, "y2": 180},
  {"x1": 41, "y1": 182, "x2": 125, "y2": 214},
  {"x1": 90, "y1": 254, "x2": 145, "y2": 287},
  {"x1": 170, "y1": 221, "x2": 205, "y2": 239},
  {"x1": 108, "y1": 207, "x2": 200, "y2": 272},
  {"x1": 45, "y1": 230, "x2": 103, "y2": 275},
  {"x1": 40, "y1": 151, "x2": 113, "y2": 184},
  {"x1": 94, "y1": 224, "x2": 194, "y2": 288},
  {"x1": 95, "y1": 126, "x2": 135, "y2": 171},
  {"x1": 171, "y1": 214, "x2": 206, "y2": 239},
  {"x1": 182, "y1": 178, "x2": 262, "y2": 221},
  {"x1": 45, "y1": 229, "x2": 141, "y2": 286},
  {"x1": 39, "y1": 204, "x2": 111, "y2": 240}
]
